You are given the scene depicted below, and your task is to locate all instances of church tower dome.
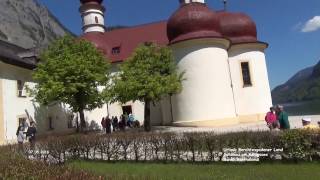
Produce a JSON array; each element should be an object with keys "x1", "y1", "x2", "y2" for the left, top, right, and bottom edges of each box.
[
  {"x1": 167, "y1": 0, "x2": 222, "y2": 44},
  {"x1": 166, "y1": 0, "x2": 237, "y2": 127},
  {"x1": 80, "y1": 0, "x2": 103, "y2": 4},
  {"x1": 218, "y1": 11, "x2": 257, "y2": 44},
  {"x1": 79, "y1": 0, "x2": 105, "y2": 33}
]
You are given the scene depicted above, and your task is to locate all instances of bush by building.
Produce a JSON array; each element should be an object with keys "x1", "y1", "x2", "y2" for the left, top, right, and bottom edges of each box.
[{"x1": 21, "y1": 129, "x2": 320, "y2": 164}]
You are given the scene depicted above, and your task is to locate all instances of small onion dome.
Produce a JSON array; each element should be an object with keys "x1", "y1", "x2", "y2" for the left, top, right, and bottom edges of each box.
[
  {"x1": 218, "y1": 12, "x2": 257, "y2": 44},
  {"x1": 167, "y1": 3, "x2": 222, "y2": 44},
  {"x1": 80, "y1": 0, "x2": 103, "y2": 4},
  {"x1": 80, "y1": 32, "x2": 109, "y2": 56}
]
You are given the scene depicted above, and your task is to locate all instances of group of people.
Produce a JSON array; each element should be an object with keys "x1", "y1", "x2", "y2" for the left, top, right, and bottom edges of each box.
[
  {"x1": 16, "y1": 121, "x2": 37, "y2": 150},
  {"x1": 265, "y1": 105, "x2": 290, "y2": 130},
  {"x1": 101, "y1": 113, "x2": 140, "y2": 134},
  {"x1": 265, "y1": 105, "x2": 320, "y2": 130}
]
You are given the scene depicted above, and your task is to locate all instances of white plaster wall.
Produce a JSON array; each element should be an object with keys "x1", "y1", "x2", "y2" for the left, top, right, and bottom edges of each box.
[
  {"x1": 82, "y1": 9, "x2": 105, "y2": 33},
  {"x1": 132, "y1": 101, "x2": 145, "y2": 123},
  {"x1": 170, "y1": 39, "x2": 236, "y2": 123},
  {"x1": 84, "y1": 26, "x2": 105, "y2": 33},
  {"x1": 228, "y1": 45, "x2": 273, "y2": 116},
  {"x1": 0, "y1": 60, "x2": 148, "y2": 143},
  {"x1": 84, "y1": 64, "x2": 145, "y2": 127},
  {"x1": 160, "y1": 96, "x2": 174, "y2": 125},
  {"x1": 85, "y1": 101, "x2": 145, "y2": 128},
  {"x1": 150, "y1": 102, "x2": 163, "y2": 126},
  {"x1": 0, "y1": 63, "x2": 73, "y2": 142}
]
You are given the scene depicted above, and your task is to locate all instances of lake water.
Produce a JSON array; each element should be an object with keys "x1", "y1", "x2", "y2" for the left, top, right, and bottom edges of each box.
[{"x1": 281, "y1": 100, "x2": 320, "y2": 116}]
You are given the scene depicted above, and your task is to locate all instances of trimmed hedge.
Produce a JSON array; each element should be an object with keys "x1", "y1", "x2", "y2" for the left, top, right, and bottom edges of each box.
[
  {"x1": 23, "y1": 129, "x2": 320, "y2": 164},
  {"x1": 1, "y1": 130, "x2": 319, "y2": 179}
]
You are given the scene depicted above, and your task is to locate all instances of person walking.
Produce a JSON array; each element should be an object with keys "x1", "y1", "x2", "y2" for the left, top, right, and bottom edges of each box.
[
  {"x1": 123, "y1": 113, "x2": 128, "y2": 127},
  {"x1": 26, "y1": 121, "x2": 37, "y2": 149},
  {"x1": 101, "y1": 117, "x2": 106, "y2": 132},
  {"x1": 105, "y1": 116, "x2": 112, "y2": 134},
  {"x1": 119, "y1": 114, "x2": 126, "y2": 131},
  {"x1": 128, "y1": 113, "x2": 134, "y2": 128},
  {"x1": 276, "y1": 105, "x2": 290, "y2": 130},
  {"x1": 16, "y1": 124, "x2": 25, "y2": 152},
  {"x1": 112, "y1": 116, "x2": 118, "y2": 131}
]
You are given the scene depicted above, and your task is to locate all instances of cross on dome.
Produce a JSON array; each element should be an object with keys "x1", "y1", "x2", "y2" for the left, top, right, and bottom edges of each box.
[
  {"x1": 179, "y1": 0, "x2": 205, "y2": 4},
  {"x1": 80, "y1": 0, "x2": 103, "y2": 4},
  {"x1": 223, "y1": 0, "x2": 227, "y2": 11}
]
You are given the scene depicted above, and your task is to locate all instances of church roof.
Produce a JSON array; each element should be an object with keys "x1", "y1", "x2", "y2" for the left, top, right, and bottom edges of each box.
[
  {"x1": 218, "y1": 11, "x2": 258, "y2": 44},
  {"x1": 80, "y1": 8, "x2": 264, "y2": 63},
  {"x1": 0, "y1": 40, "x2": 37, "y2": 69},
  {"x1": 167, "y1": 3, "x2": 222, "y2": 44},
  {"x1": 81, "y1": 21, "x2": 168, "y2": 63},
  {"x1": 80, "y1": 0, "x2": 103, "y2": 4}
]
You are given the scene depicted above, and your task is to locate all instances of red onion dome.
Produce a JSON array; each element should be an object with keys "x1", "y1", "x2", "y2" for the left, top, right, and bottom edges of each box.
[
  {"x1": 80, "y1": 0, "x2": 103, "y2": 4},
  {"x1": 218, "y1": 12, "x2": 257, "y2": 44},
  {"x1": 167, "y1": 3, "x2": 222, "y2": 44},
  {"x1": 80, "y1": 32, "x2": 109, "y2": 56}
]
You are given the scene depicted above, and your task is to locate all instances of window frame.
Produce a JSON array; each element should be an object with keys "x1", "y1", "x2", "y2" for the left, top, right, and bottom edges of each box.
[
  {"x1": 48, "y1": 116, "x2": 54, "y2": 130},
  {"x1": 240, "y1": 61, "x2": 253, "y2": 88},
  {"x1": 111, "y1": 46, "x2": 121, "y2": 55},
  {"x1": 17, "y1": 80, "x2": 27, "y2": 98}
]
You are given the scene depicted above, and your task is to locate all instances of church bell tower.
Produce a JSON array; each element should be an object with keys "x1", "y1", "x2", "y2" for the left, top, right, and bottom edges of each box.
[{"x1": 79, "y1": 0, "x2": 105, "y2": 33}]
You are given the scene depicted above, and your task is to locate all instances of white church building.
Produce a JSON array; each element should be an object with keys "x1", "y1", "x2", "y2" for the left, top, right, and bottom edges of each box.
[
  {"x1": 80, "y1": 0, "x2": 272, "y2": 127},
  {"x1": 0, "y1": 0, "x2": 272, "y2": 144}
]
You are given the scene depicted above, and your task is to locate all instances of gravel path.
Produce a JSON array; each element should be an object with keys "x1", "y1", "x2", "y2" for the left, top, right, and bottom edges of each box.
[{"x1": 152, "y1": 115, "x2": 320, "y2": 134}]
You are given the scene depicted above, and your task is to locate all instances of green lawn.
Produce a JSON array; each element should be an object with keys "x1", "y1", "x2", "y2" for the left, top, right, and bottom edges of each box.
[{"x1": 69, "y1": 161, "x2": 320, "y2": 180}]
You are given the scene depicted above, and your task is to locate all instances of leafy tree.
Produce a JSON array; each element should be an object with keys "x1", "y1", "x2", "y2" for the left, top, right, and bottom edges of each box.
[
  {"x1": 32, "y1": 35, "x2": 111, "y2": 132},
  {"x1": 110, "y1": 43, "x2": 184, "y2": 131}
]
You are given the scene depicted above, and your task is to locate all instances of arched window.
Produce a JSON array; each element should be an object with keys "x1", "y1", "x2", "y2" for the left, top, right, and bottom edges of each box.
[{"x1": 95, "y1": 16, "x2": 99, "y2": 23}]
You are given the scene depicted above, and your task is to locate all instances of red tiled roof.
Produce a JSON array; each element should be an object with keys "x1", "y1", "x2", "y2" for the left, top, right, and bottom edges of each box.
[{"x1": 81, "y1": 21, "x2": 168, "y2": 63}]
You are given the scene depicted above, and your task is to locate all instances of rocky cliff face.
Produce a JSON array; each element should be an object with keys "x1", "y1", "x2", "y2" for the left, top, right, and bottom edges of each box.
[{"x1": 0, "y1": 0, "x2": 73, "y2": 49}]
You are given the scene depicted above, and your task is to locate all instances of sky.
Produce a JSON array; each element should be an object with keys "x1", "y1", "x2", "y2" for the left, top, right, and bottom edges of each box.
[{"x1": 38, "y1": 0, "x2": 320, "y2": 89}]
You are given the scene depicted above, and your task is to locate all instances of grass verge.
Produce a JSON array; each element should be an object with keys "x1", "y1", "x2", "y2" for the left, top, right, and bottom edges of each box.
[{"x1": 69, "y1": 161, "x2": 320, "y2": 180}]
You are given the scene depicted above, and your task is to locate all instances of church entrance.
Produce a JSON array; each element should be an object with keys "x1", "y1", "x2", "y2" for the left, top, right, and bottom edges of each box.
[{"x1": 122, "y1": 105, "x2": 132, "y2": 115}]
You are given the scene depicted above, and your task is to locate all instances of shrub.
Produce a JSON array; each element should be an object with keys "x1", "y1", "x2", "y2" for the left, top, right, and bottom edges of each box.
[
  {"x1": 280, "y1": 129, "x2": 318, "y2": 161},
  {"x1": 7, "y1": 130, "x2": 320, "y2": 166},
  {"x1": 0, "y1": 145, "x2": 102, "y2": 179}
]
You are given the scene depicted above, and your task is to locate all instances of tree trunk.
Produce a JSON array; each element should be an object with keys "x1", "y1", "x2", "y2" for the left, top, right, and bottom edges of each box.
[
  {"x1": 79, "y1": 109, "x2": 86, "y2": 132},
  {"x1": 169, "y1": 95, "x2": 174, "y2": 123},
  {"x1": 144, "y1": 100, "x2": 151, "y2": 132},
  {"x1": 75, "y1": 114, "x2": 79, "y2": 133}
]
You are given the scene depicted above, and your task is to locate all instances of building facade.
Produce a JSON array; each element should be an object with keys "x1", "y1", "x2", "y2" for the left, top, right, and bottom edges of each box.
[
  {"x1": 79, "y1": 0, "x2": 272, "y2": 127},
  {"x1": 0, "y1": 41, "x2": 74, "y2": 145},
  {"x1": 1, "y1": 0, "x2": 273, "y2": 144}
]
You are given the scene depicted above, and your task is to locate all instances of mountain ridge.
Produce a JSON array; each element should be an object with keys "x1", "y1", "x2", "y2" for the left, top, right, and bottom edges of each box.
[
  {"x1": 272, "y1": 60, "x2": 320, "y2": 104},
  {"x1": 0, "y1": 0, "x2": 73, "y2": 50}
]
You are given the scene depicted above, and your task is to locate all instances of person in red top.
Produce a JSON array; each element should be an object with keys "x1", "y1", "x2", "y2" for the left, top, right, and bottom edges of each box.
[{"x1": 265, "y1": 107, "x2": 278, "y2": 130}]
